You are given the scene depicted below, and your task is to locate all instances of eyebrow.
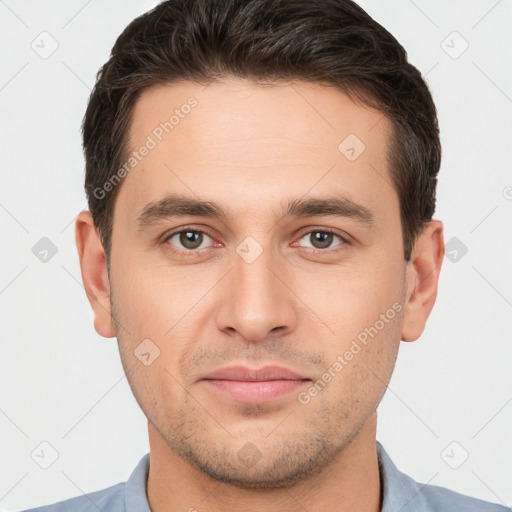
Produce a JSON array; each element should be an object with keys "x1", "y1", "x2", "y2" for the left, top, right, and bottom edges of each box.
[{"x1": 136, "y1": 193, "x2": 374, "y2": 229}]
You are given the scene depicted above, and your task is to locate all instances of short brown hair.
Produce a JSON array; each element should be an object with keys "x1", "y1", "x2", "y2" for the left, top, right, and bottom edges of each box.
[{"x1": 82, "y1": 0, "x2": 440, "y2": 264}]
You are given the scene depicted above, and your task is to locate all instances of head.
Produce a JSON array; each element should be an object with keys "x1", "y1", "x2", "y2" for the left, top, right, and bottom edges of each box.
[{"x1": 76, "y1": 0, "x2": 444, "y2": 490}]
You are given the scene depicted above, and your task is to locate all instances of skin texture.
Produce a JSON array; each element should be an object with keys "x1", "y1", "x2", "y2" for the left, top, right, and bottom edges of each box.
[{"x1": 75, "y1": 78, "x2": 444, "y2": 511}]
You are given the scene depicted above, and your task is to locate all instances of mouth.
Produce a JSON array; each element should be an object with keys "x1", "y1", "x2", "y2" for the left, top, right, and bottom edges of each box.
[{"x1": 200, "y1": 365, "x2": 311, "y2": 403}]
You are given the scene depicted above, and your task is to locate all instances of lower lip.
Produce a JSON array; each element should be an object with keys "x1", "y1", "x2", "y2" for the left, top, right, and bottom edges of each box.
[{"x1": 203, "y1": 379, "x2": 310, "y2": 403}]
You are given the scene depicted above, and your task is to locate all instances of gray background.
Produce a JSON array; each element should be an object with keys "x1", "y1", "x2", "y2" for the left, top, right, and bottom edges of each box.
[{"x1": 0, "y1": 0, "x2": 511, "y2": 509}]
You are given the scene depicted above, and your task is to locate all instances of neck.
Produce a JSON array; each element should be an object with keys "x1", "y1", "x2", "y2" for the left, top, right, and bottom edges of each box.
[{"x1": 146, "y1": 413, "x2": 381, "y2": 512}]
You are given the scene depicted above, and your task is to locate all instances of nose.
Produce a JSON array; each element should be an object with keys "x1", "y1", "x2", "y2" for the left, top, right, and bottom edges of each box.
[{"x1": 215, "y1": 243, "x2": 298, "y2": 343}]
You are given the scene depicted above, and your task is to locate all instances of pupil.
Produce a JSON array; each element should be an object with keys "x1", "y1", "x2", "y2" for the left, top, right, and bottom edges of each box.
[
  {"x1": 312, "y1": 231, "x2": 332, "y2": 249},
  {"x1": 181, "y1": 231, "x2": 202, "y2": 249}
]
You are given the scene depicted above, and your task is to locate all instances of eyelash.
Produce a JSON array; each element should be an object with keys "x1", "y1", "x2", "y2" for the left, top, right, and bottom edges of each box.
[{"x1": 162, "y1": 225, "x2": 349, "y2": 256}]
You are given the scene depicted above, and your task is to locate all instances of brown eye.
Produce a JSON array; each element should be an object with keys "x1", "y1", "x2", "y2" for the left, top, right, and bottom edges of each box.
[
  {"x1": 165, "y1": 229, "x2": 213, "y2": 251},
  {"x1": 297, "y1": 230, "x2": 345, "y2": 251}
]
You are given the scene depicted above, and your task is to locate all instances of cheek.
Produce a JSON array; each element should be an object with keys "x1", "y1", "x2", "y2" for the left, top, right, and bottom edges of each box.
[
  {"x1": 293, "y1": 252, "x2": 404, "y2": 393},
  {"x1": 301, "y1": 304, "x2": 402, "y2": 413},
  {"x1": 110, "y1": 254, "x2": 206, "y2": 335},
  {"x1": 293, "y1": 254, "x2": 405, "y2": 337},
  {"x1": 109, "y1": 258, "x2": 220, "y2": 386}
]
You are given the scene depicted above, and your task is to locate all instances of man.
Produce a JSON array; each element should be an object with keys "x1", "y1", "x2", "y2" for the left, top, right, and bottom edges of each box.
[{"x1": 22, "y1": 0, "x2": 509, "y2": 511}]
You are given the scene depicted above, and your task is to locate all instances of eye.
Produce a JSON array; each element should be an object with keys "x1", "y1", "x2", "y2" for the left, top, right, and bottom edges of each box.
[
  {"x1": 164, "y1": 228, "x2": 214, "y2": 252},
  {"x1": 162, "y1": 227, "x2": 348, "y2": 255},
  {"x1": 295, "y1": 229, "x2": 347, "y2": 251}
]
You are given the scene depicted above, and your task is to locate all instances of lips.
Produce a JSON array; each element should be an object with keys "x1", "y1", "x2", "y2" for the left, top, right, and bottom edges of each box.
[
  {"x1": 202, "y1": 365, "x2": 308, "y2": 382},
  {"x1": 200, "y1": 365, "x2": 311, "y2": 403}
]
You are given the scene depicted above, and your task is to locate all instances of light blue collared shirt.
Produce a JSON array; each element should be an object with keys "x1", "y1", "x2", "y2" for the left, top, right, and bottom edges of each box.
[{"x1": 19, "y1": 441, "x2": 510, "y2": 511}]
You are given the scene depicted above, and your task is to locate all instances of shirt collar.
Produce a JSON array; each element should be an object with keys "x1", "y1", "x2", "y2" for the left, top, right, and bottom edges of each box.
[
  {"x1": 124, "y1": 452, "x2": 151, "y2": 512},
  {"x1": 377, "y1": 440, "x2": 429, "y2": 511},
  {"x1": 124, "y1": 442, "x2": 424, "y2": 512}
]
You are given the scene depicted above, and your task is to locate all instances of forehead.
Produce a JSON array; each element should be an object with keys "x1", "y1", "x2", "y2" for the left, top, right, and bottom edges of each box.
[
  {"x1": 117, "y1": 78, "x2": 395, "y2": 226},
  {"x1": 128, "y1": 78, "x2": 389, "y2": 152}
]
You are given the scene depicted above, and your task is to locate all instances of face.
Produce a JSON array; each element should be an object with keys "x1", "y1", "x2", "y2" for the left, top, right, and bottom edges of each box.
[{"x1": 81, "y1": 78, "x2": 422, "y2": 489}]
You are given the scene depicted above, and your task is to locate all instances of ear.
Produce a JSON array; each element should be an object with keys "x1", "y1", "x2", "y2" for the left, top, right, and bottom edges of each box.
[
  {"x1": 75, "y1": 210, "x2": 115, "y2": 338},
  {"x1": 402, "y1": 220, "x2": 445, "y2": 342}
]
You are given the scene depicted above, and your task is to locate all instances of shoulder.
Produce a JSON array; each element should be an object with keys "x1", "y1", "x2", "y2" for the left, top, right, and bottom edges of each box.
[
  {"x1": 17, "y1": 482, "x2": 125, "y2": 512},
  {"x1": 376, "y1": 441, "x2": 510, "y2": 512},
  {"x1": 17, "y1": 453, "x2": 150, "y2": 512},
  {"x1": 418, "y1": 480, "x2": 510, "y2": 512}
]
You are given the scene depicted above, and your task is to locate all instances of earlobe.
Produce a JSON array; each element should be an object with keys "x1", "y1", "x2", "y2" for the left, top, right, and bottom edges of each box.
[
  {"x1": 401, "y1": 220, "x2": 445, "y2": 342},
  {"x1": 75, "y1": 210, "x2": 116, "y2": 338}
]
